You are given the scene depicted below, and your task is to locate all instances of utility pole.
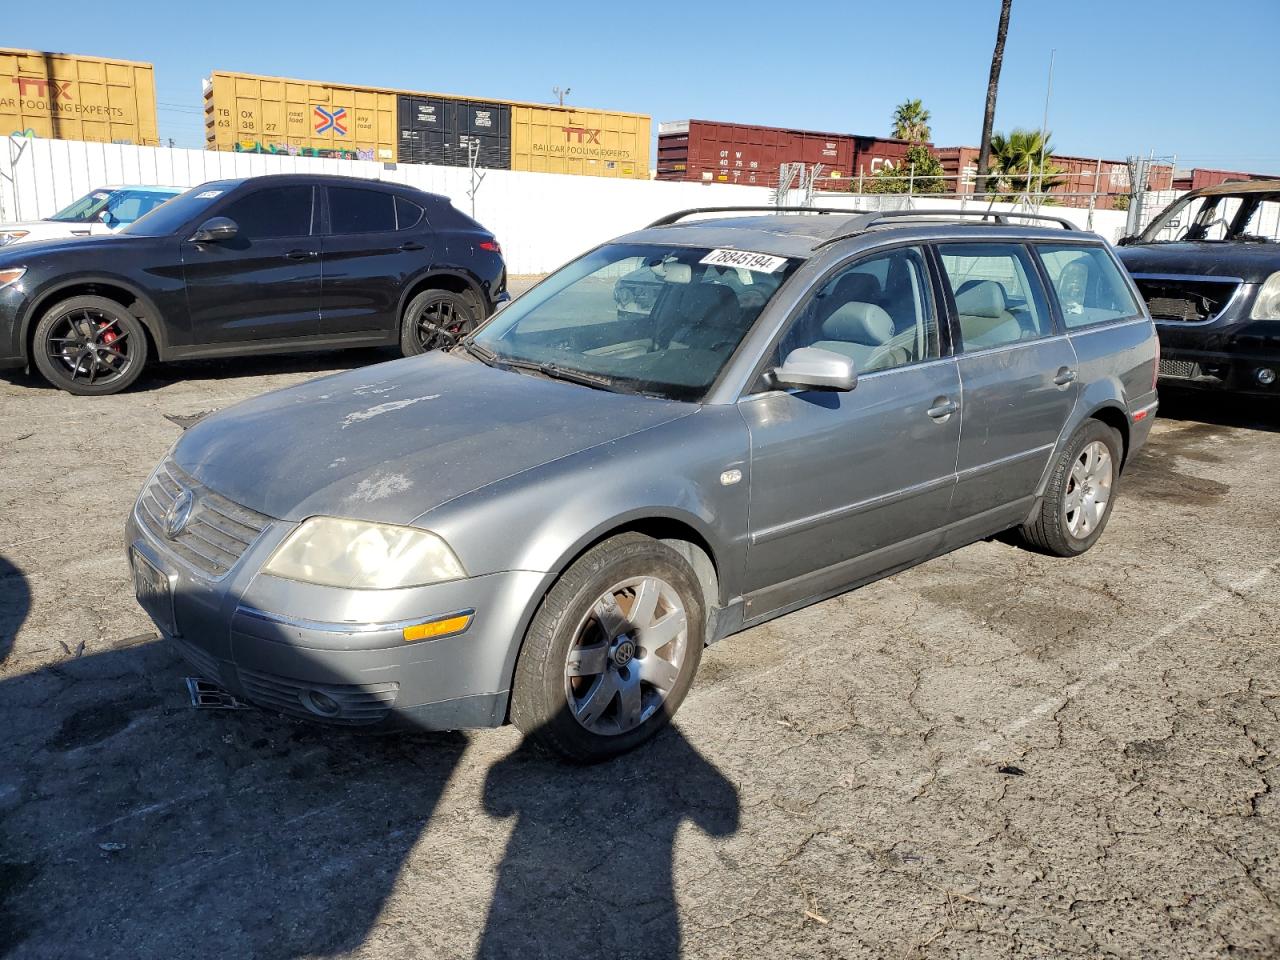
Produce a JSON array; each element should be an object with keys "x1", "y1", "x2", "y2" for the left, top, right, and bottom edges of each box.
[
  {"x1": 975, "y1": 0, "x2": 1013, "y2": 199},
  {"x1": 552, "y1": 86, "x2": 571, "y2": 106}
]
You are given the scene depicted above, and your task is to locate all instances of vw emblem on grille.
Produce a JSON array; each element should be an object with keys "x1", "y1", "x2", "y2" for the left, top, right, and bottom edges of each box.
[{"x1": 164, "y1": 489, "x2": 195, "y2": 539}]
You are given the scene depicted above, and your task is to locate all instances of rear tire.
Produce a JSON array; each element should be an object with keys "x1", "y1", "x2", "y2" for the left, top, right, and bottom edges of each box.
[
  {"x1": 510, "y1": 533, "x2": 705, "y2": 763},
  {"x1": 399, "y1": 289, "x2": 477, "y2": 356},
  {"x1": 32, "y1": 295, "x2": 149, "y2": 396},
  {"x1": 1016, "y1": 419, "x2": 1122, "y2": 557}
]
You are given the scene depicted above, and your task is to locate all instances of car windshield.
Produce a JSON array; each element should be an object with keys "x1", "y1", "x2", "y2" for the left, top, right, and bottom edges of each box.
[
  {"x1": 469, "y1": 242, "x2": 801, "y2": 401},
  {"x1": 47, "y1": 188, "x2": 169, "y2": 225},
  {"x1": 120, "y1": 182, "x2": 237, "y2": 237},
  {"x1": 1139, "y1": 190, "x2": 1280, "y2": 243}
]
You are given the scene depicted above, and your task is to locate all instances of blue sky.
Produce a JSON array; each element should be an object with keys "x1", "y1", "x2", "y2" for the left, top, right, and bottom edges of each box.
[{"x1": 9, "y1": 0, "x2": 1280, "y2": 173}]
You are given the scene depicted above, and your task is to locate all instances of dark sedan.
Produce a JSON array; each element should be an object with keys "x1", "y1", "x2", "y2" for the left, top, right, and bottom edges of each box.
[
  {"x1": 0, "y1": 173, "x2": 507, "y2": 395},
  {"x1": 1118, "y1": 180, "x2": 1280, "y2": 394}
]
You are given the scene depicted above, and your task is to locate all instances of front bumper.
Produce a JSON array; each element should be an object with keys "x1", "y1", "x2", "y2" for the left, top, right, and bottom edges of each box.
[
  {"x1": 126, "y1": 507, "x2": 547, "y2": 730},
  {"x1": 1156, "y1": 315, "x2": 1280, "y2": 395}
]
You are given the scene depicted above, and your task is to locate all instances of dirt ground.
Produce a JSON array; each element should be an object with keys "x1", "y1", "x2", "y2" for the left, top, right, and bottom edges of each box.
[{"x1": 2, "y1": 302, "x2": 1278, "y2": 958}]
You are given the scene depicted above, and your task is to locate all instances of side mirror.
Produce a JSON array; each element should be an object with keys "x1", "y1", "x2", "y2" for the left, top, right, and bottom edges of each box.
[
  {"x1": 774, "y1": 347, "x2": 858, "y2": 392},
  {"x1": 97, "y1": 209, "x2": 113, "y2": 225},
  {"x1": 189, "y1": 217, "x2": 238, "y2": 243}
]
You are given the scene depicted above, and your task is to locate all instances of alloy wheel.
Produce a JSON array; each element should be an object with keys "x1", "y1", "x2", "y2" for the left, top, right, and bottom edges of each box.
[
  {"x1": 46, "y1": 308, "x2": 135, "y2": 387},
  {"x1": 564, "y1": 576, "x2": 689, "y2": 736},
  {"x1": 1064, "y1": 440, "x2": 1113, "y2": 539},
  {"x1": 415, "y1": 296, "x2": 471, "y2": 351}
]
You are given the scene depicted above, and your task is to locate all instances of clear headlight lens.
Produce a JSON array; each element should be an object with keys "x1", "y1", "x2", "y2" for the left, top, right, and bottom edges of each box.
[
  {"x1": 263, "y1": 517, "x2": 466, "y2": 589},
  {"x1": 1252, "y1": 272, "x2": 1280, "y2": 320},
  {"x1": 0, "y1": 231, "x2": 29, "y2": 247},
  {"x1": 0, "y1": 266, "x2": 27, "y2": 287}
]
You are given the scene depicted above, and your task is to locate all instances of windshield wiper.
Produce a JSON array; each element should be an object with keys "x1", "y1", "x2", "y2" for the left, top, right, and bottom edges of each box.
[
  {"x1": 454, "y1": 339, "x2": 499, "y2": 367},
  {"x1": 492, "y1": 355, "x2": 616, "y2": 390}
]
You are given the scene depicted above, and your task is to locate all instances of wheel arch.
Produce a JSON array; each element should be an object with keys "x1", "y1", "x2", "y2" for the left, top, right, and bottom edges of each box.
[
  {"x1": 397, "y1": 269, "x2": 489, "y2": 323},
  {"x1": 21, "y1": 276, "x2": 169, "y2": 363}
]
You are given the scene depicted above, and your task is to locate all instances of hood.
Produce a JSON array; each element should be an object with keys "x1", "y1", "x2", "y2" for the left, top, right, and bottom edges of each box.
[
  {"x1": 1118, "y1": 241, "x2": 1280, "y2": 281},
  {"x1": 173, "y1": 351, "x2": 697, "y2": 525},
  {"x1": 0, "y1": 232, "x2": 146, "y2": 266}
]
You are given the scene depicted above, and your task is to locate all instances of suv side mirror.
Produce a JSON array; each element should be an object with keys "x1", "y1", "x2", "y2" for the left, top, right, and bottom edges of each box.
[
  {"x1": 774, "y1": 347, "x2": 858, "y2": 392},
  {"x1": 189, "y1": 217, "x2": 238, "y2": 243},
  {"x1": 97, "y1": 209, "x2": 113, "y2": 225}
]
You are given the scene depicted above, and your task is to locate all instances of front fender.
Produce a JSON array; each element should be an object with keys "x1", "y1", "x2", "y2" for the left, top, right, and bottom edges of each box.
[{"x1": 18, "y1": 272, "x2": 175, "y2": 361}]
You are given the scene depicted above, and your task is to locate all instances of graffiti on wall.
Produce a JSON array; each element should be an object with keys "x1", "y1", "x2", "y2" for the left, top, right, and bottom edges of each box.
[{"x1": 232, "y1": 140, "x2": 376, "y2": 161}]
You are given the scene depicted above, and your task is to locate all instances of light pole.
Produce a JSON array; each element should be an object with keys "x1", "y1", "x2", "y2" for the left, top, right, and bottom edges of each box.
[{"x1": 552, "y1": 86, "x2": 571, "y2": 106}]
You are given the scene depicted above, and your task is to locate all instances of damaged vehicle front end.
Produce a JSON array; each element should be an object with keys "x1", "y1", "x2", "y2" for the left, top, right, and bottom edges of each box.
[{"x1": 1118, "y1": 180, "x2": 1280, "y2": 394}]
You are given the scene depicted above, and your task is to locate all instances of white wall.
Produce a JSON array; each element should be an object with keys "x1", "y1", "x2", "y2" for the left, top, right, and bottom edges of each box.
[{"x1": 0, "y1": 137, "x2": 1133, "y2": 274}]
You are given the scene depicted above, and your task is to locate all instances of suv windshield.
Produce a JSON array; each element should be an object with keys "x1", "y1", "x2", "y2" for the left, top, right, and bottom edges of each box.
[
  {"x1": 1140, "y1": 190, "x2": 1280, "y2": 243},
  {"x1": 120, "y1": 182, "x2": 237, "y2": 237},
  {"x1": 470, "y1": 243, "x2": 800, "y2": 401}
]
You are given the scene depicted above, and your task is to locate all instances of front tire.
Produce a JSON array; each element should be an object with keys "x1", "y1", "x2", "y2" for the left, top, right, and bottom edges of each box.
[
  {"x1": 1017, "y1": 419, "x2": 1122, "y2": 557},
  {"x1": 32, "y1": 295, "x2": 149, "y2": 396},
  {"x1": 510, "y1": 533, "x2": 705, "y2": 763},
  {"x1": 399, "y1": 289, "x2": 477, "y2": 356}
]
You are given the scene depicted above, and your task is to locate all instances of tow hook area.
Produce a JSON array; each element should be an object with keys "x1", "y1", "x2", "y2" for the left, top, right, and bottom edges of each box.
[{"x1": 185, "y1": 677, "x2": 250, "y2": 710}]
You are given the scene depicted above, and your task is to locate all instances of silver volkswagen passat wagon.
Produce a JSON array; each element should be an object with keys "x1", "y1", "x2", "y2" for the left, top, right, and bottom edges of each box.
[{"x1": 128, "y1": 208, "x2": 1158, "y2": 761}]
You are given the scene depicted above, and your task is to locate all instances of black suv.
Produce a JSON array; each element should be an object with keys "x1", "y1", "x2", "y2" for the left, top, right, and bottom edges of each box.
[
  {"x1": 1117, "y1": 180, "x2": 1280, "y2": 394},
  {"x1": 0, "y1": 174, "x2": 507, "y2": 395}
]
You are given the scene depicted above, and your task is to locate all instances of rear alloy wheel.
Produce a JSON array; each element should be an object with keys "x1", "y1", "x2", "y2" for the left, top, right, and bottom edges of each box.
[
  {"x1": 399, "y1": 289, "x2": 477, "y2": 356},
  {"x1": 511, "y1": 533, "x2": 705, "y2": 763},
  {"x1": 32, "y1": 295, "x2": 149, "y2": 396},
  {"x1": 1016, "y1": 419, "x2": 1122, "y2": 556}
]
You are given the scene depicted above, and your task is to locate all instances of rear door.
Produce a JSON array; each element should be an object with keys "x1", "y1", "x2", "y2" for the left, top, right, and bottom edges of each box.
[
  {"x1": 935, "y1": 241, "x2": 1079, "y2": 522},
  {"x1": 319, "y1": 186, "x2": 435, "y2": 337},
  {"x1": 181, "y1": 185, "x2": 322, "y2": 344}
]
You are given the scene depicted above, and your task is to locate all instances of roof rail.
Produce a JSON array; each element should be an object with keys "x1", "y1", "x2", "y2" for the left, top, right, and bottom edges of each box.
[
  {"x1": 647, "y1": 206, "x2": 857, "y2": 227},
  {"x1": 814, "y1": 208, "x2": 1078, "y2": 248}
]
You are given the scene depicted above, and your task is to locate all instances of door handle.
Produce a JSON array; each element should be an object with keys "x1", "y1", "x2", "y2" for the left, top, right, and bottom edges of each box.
[
  {"x1": 1053, "y1": 367, "x2": 1078, "y2": 386},
  {"x1": 399, "y1": 241, "x2": 425, "y2": 251},
  {"x1": 285, "y1": 249, "x2": 318, "y2": 260},
  {"x1": 927, "y1": 398, "x2": 958, "y2": 420}
]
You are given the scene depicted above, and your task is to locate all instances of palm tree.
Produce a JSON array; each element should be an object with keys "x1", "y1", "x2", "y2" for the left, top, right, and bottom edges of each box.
[
  {"x1": 892, "y1": 99, "x2": 931, "y2": 143},
  {"x1": 975, "y1": 0, "x2": 1013, "y2": 197},
  {"x1": 988, "y1": 128, "x2": 1066, "y2": 199}
]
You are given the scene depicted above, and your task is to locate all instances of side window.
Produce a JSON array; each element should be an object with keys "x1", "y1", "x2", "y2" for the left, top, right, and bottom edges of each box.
[
  {"x1": 329, "y1": 187, "x2": 396, "y2": 234},
  {"x1": 937, "y1": 243, "x2": 1051, "y2": 351},
  {"x1": 1037, "y1": 244, "x2": 1141, "y2": 329},
  {"x1": 775, "y1": 246, "x2": 939, "y2": 375},
  {"x1": 219, "y1": 186, "x2": 314, "y2": 240},
  {"x1": 395, "y1": 196, "x2": 426, "y2": 230}
]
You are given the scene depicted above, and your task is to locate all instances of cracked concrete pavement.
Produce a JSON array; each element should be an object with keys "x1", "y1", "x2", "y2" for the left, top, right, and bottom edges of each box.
[{"x1": 1, "y1": 314, "x2": 1277, "y2": 958}]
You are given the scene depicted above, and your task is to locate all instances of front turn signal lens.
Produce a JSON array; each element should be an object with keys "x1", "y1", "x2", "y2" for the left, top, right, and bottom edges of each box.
[
  {"x1": 0, "y1": 267, "x2": 27, "y2": 288},
  {"x1": 402, "y1": 611, "x2": 473, "y2": 642}
]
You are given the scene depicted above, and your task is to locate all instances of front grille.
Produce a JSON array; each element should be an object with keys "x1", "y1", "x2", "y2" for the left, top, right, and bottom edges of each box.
[
  {"x1": 237, "y1": 668, "x2": 400, "y2": 726},
  {"x1": 1133, "y1": 277, "x2": 1239, "y2": 323},
  {"x1": 1159, "y1": 359, "x2": 1201, "y2": 379},
  {"x1": 137, "y1": 458, "x2": 271, "y2": 579}
]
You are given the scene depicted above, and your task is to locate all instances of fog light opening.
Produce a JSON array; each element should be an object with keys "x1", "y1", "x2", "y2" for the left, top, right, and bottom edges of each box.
[
  {"x1": 1256, "y1": 367, "x2": 1276, "y2": 386},
  {"x1": 301, "y1": 689, "x2": 342, "y2": 718}
]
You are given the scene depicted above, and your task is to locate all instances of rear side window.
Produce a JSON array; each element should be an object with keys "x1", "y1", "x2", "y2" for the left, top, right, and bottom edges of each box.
[
  {"x1": 219, "y1": 186, "x2": 314, "y2": 239},
  {"x1": 395, "y1": 196, "x2": 426, "y2": 230},
  {"x1": 937, "y1": 243, "x2": 1051, "y2": 351},
  {"x1": 329, "y1": 187, "x2": 396, "y2": 234},
  {"x1": 1037, "y1": 244, "x2": 1141, "y2": 328}
]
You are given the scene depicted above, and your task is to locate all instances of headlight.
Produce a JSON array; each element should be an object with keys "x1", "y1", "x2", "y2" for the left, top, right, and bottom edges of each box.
[
  {"x1": 262, "y1": 517, "x2": 466, "y2": 589},
  {"x1": 0, "y1": 231, "x2": 29, "y2": 247},
  {"x1": 0, "y1": 267, "x2": 26, "y2": 288},
  {"x1": 1252, "y1": 272, "x2": 1280, "y2": 320}
]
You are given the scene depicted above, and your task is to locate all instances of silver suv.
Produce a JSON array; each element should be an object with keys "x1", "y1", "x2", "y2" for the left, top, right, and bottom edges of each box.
[{"x1": 128, "y1": 208, "x2": 1158, "y2": 761}]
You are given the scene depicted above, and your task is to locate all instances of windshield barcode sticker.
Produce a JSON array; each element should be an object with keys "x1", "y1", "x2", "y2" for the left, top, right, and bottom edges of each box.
[
  {"x1": 195, "y1": 190, "x2": 223, "y2": 199},
  {"x1": 700, "y1": 249, "x2": 788, "y2": 273}
]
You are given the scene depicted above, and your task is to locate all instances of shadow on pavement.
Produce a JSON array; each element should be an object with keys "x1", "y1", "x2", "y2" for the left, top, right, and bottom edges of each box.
[
  {"x1": 477, "y1": 723, "x2": 740, "y2": 960},
  {"x1": 2, "y1": 632, "x2": 740, "y2": 959},
  {"x1": 1157, "y1": 385, "x2": 1280, "y2": 432},
  {"x1": 0, "y1": 554, "x2": 28, "y2": 667},
  {"x1": 1, "y1": 637, "x2": 466, "y2": 959}
]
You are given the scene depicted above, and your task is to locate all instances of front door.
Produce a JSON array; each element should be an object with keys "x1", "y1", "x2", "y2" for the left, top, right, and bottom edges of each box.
[
  {"x1": 181, "y1": 185, "x2": 322, "y2": 344},
  {"x1": 934, "y1": 241, "x2": 1080, "y2": 521},
  {"x1": 742, "y1": 245, "x2": 962, "y2": 619}
]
